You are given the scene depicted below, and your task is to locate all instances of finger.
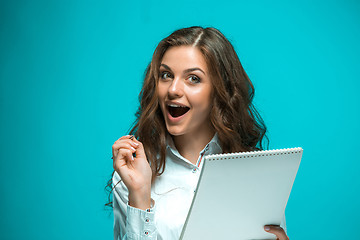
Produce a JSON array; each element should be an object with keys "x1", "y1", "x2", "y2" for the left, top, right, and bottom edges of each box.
[
  {"x1": 264, "y1": 225, "x2": 289, "y2": 240},
  {"x1": 112, "y1": 139, "x2": 138, "y2": 157},
  {"x1": 114, "y1": 136, "x2": 138, "y2": 147},
  {"x1": 114, "y1": 136, "x2": 130, "y2": 146},
  {"x1": 114, "y1": 148, "x2": 134, "y2": 171},
  {"x1": 114, "y1": 135, "x2": 130, "y2": 144},
  {"x1": 132, "y1": 138, "x2": 146, "y2": 159},
  {"x1": 113, "y1": 141, "x2": 137, "y2": 152},
  {"x1": 119, "y1": 135, "x2": 130, "y2": 140},
  {"x1": 115, "y1": 137, "x2": 139, "y2": 148},
  {"x1": 126, "y1": 135, "x2": 140, "y2": 148},
  {"x1": 119, "y1": 148, "x2": 134, "y2": 162},
  {"x1": 119, "y1": 135, "x2": 136, "y2": 141}
]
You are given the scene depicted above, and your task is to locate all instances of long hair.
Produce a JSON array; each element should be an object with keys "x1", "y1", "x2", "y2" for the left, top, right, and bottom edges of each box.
[{"x1": 105, "y1": 26, "x2": 268, "y2": 207}]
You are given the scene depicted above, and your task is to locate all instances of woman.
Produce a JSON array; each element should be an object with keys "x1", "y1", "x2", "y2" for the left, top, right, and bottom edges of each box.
[{"x1": 109, "y1": 26, "x2": 289, "y2": 240}]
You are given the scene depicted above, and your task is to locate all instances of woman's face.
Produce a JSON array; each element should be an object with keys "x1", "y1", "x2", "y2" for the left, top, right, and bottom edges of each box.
[{"x1": 157, "y1": 46, "x2": 213, "y2": 137}]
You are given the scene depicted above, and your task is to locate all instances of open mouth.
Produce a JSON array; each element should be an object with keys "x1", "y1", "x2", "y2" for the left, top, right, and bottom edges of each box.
[{"x1": 167, "y1": 104, "x2": 190, "y2": 118}]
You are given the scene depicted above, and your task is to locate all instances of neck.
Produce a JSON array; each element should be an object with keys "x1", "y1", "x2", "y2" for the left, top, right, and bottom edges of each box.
[{"x1": 172, "y1": 127, "x2": 215, "y2": 165}]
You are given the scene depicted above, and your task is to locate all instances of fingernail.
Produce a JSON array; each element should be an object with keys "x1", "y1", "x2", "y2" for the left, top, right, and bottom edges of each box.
[
  {"x1": 131, "y1": 155, "x2": 134, "y2": 161},
  {"x1": 131, "y1": 147, "x2": 136, "y2": 152},
  {"x1": 264, "y1": 226, "x2": 270, "y2": 231},
  {"x1": 130, "y1": 141, "x2": 138, "y2": 147}
]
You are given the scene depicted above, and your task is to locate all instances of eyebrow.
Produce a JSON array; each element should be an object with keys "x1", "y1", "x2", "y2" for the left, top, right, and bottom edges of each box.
[{"x1": 160, "y1": 63, "x2": 206, "y2": 75}]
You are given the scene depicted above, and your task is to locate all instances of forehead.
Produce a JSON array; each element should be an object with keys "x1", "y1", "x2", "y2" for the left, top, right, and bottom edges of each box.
[{"x1": 161, "y1": 46, "x2": 208, "y2": 72}]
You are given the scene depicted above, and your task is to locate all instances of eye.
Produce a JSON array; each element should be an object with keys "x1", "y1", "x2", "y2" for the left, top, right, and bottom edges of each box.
[
  {"x1": 160, "y1": 71, "x2": 173, "y2": 80},
  {"x1": 187, "y1": 75, "x2": 201, "y2": 84}
]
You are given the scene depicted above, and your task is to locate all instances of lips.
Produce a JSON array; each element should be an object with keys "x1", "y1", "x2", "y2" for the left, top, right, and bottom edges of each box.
[{"x1": 167, "y1": 104, "x2": 190, "y2": 118}]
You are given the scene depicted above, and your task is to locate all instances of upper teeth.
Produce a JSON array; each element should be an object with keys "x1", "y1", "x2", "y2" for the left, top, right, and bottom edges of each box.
[{"x1": 168, "y1": 104, "x2": 185, "y2": 108}]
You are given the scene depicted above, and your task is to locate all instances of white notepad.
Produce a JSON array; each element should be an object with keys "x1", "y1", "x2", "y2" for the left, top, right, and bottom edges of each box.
[{"x1": 180, "y1": 147, "x2": 303, "y2": 240}]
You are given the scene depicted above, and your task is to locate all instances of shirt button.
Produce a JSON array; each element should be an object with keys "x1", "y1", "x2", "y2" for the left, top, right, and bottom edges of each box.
[
  {"x1": 144, "y1": 231, "x2": 149, "y2": 235},
  {"x1": 192, "y1": 168, "x2": 197, "y2": 173},
  {"x1": 145, "y1": 218, "x2": 150, "y2": 223}
]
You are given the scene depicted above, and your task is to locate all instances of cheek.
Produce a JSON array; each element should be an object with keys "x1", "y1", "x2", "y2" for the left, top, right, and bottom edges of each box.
[
  {"x1": 157, "y1": 82, "x2": 168, "y2": 98},
  {"x1": 190, "y1": 88, "x2": 212, "y2": 111},
  {"x1": 156, "y1": 85, "x2": 164, "y2": 101},
  {"x1": 157, "y1": 84, "x2": 167, "y2": 113}
]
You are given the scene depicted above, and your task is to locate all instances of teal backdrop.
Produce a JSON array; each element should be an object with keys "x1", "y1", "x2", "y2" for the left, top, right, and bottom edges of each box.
[{"x1": 1, "y1": 0, "x2": 359, "y2": 239}]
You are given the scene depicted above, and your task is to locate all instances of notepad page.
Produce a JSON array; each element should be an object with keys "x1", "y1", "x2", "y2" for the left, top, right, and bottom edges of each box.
[{"x1": 180, "y1": 147, "x2": 303, "y2": 240}]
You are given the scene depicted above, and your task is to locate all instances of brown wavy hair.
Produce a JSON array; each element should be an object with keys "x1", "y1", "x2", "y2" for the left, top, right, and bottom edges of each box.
[{"x1": 105, "y1": 26, "x2": 268, "y2": 207}]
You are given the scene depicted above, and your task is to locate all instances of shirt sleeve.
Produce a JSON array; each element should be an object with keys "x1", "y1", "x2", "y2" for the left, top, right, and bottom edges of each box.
[{"x1": 112, "y1": 172, "x2": 158, "y2": 240}]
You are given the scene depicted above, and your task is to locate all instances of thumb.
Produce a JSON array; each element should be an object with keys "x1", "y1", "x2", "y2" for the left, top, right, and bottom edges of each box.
[{"x1": 264, "y1": 225, "x2": 288, "y2": 240}]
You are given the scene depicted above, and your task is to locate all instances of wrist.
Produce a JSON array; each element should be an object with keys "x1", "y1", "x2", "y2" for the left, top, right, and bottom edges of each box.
[{"x1": 128, "y1": 187, "x2": 151, "y2": 210}]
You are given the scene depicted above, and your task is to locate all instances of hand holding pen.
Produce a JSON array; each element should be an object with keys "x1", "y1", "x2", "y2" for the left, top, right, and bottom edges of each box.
[{"x1": 112, "y1": 135, "x2": 152, "y2": 210}]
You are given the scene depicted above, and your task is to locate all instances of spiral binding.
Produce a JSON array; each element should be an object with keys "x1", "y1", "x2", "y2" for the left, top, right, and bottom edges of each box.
[{"x1": 205, "y1": 147, "x2": 303, "y2": 161}]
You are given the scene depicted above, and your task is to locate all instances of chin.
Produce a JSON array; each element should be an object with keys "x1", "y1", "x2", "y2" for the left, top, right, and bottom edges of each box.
[
  {"x1": 166, "y1": 126, "x2": 186, "y2": 136},
  {"x1": 167, "y1": 130, "x2": 184, "y2": 137}
]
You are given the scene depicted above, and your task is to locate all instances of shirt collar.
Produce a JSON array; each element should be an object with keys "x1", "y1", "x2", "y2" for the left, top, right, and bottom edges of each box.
[{"x1": 166, "y1": 133, "x2": 222, "y2": 166}]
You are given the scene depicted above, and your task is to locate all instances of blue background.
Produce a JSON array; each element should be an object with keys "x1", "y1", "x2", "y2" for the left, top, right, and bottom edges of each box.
[{"x1": 1, "y1": 0, "x2": 359, "y2": 239}]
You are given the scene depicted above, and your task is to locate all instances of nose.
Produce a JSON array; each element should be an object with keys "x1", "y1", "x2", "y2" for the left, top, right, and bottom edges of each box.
[{"x1": 168, "y1": 77, "x2": 183, "y2": 99}]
